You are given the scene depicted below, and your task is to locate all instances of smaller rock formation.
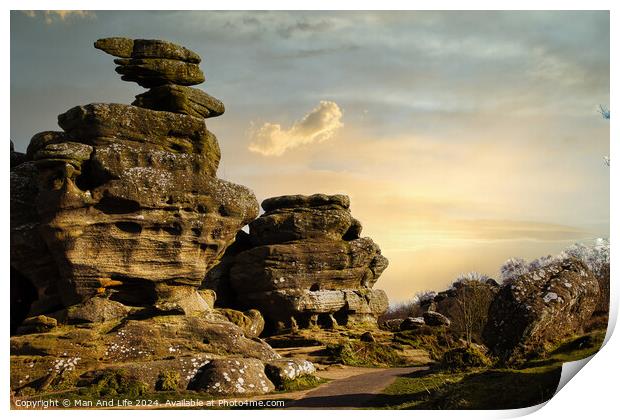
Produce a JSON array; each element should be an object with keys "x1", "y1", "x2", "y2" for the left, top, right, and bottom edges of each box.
[
  {"x1": 420, "y1": 279, "x2": 499, "y2": 342},
  {"x1": 423, "y1": 311, "x2": 451, "y2": 327},
  {"x1": 399, "y1": 317, "x2": 425, "y2": 331},
  {"x1": 188, "y1": 358, "x2": 275, "y2": 395},
  {"x1": 483, "y1": 257, "x2": 599, "y2": 362},
  {"x1": 227, "y1": 194, "x2": 389, "y2": 333},
  {"x1": 217, "y1": 308, "x2": 265, "y2": 337}
]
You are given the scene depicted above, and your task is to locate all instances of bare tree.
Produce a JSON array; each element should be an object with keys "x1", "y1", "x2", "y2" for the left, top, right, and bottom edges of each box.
[
  {"x1": 600, "y1": 105, "x2": 610, "y2": 166},
  {"x1": 452, "y1": 283, "x2": 496, "y2": 345}
]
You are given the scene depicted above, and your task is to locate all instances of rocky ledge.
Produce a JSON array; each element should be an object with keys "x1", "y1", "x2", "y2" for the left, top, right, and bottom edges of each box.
[{"x1": 225, "y1": 194, "x2": 389, "y2": 333}]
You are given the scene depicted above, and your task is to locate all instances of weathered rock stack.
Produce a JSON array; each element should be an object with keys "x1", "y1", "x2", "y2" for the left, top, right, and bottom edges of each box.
[
  {"x1": 18, "y1": 38, "x2": 252, "y2": 312},
  {"x1": 227, "y1": 194, "x2": 389, "y2": 333},
  {"x1": 482, "y1": 258, "x2": 599, "y2": 362},
  {"x1": 10, "y1": 37, "x2": 314, "y2": 396}
]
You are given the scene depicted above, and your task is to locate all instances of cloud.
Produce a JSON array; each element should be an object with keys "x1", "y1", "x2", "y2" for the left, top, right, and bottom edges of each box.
[
  {"x1": 276, "y1": 19, "x2": 335, "y2": 38},
  {"x1": 248, "y1": 101, "x2": 343, "y2": 156},
  {"x1": 22, "y1": 10, "x2": 95, "y2": 24}
]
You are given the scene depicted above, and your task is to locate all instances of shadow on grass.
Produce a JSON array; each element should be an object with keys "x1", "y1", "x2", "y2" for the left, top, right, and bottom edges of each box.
[{"x1": 371, "y1": 367, "x2": 561, "y2": 410}]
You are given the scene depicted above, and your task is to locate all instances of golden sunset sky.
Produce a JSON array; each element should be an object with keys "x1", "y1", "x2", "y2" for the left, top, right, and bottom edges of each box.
[{"x1": 11, "y1": 11, "x2": 609, "y2": 302}]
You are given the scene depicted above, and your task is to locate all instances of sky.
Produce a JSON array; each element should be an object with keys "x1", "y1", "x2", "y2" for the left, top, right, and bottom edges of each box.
[{"x1": 10, "y1": 11, "x2": 610, "y2": 303}]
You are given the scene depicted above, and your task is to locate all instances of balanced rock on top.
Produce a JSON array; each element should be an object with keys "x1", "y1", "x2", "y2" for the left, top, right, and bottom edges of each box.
[{"x1": 96, "y1": 37, "x2": 222, "y2": 118}]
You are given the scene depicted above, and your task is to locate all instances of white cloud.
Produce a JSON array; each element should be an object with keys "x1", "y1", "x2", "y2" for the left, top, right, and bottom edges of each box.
[
  {"x1": 22, "y1": 10, "x2": 95, "y2": 24},
  {"x1": 248, "y1": 100, "x2": 343, "y2": 156}
]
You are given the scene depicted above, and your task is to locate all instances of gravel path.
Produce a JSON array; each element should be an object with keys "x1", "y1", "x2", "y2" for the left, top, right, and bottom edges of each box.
[{"x1": 286, "y1": 366, "x2": 428, "y2": 409}]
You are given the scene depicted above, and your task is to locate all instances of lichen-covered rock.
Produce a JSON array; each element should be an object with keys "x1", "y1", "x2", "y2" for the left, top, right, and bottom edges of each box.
[
  {"x1": 95, "y1": 37, "x2": 204, "y2": 88},
  {"x1": 16, "y1": 315, "x2": 58, "y2": 334},
  {"x1": 261, "y1": 194, "x2": 350, "y2": 213},
  {"x1": 423, "y1": 311, "x2": 451, "y2": 327},
  {"x1": 249, "y1": 193, "x2": 360, "y2": 246},
  {"x1": 264, "y1": 358, "x2": 316, "y2": 385},
  {"x1": 95, "y1": 38, "x2": 201, "y2": 63},
  {"x1": 114, "y1": 58, "x2": 205, "y2": 88},
  {"x1": 231, "y1": 238, "x2": 386, "y2": 293},
  {"x1": 57, "y1": 103, "x2": 221, "y2": 175},
  {"x1": 217, "y1": 308, "x2": 265, "y2": 337},
  {"x1": 10, "y1": 37, "x2": 315, "y2": 399},
  {"x1": 62, "y1": 297, "x2": 131, "y2": 324},
  {"x1": 133, "y1": 84, "x2": 225, "y2": 118},
  {"x1": 188, "y1": 358, "x2": 275, "y2": 395},
  {"x1": 400, "y1": 317, "x2": 425, "y2": 331},
  {"x1": 228, "y1": 194, "x2": 389, "y2": 333},
  {"x1": 483, "y1": 257, "x2": 599, "y2": 362},
  {"x1": 10, "y1": 312, "x2": 282, "y2": 393},
  {"x1": 26, "y1": 102, "x2": 257, "y2": 306},
  {"x1": 383, "y1": 318, "x2": 404, "y2": 331},
  {"x1": 235, "y1": 289, "x2": 388, "y2": 331}
]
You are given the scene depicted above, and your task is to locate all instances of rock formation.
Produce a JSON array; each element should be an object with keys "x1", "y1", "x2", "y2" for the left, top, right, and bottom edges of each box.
[
  {"x1": 227, "y1": 194, "x2": 389, "y2": 333},
  {"x1": 10, "y1": 37, "x2": 314, "y2": 396},
  {"x1": 419, "y1": 279, "x2": 499, "y2": 342},
  {"x1": 482, "y1": 257, "x2": 599, "y2": 362}
]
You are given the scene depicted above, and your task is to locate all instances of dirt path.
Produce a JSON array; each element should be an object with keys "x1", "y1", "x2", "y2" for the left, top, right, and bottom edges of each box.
[{"x1": 285, "y1": 366, "x2": 428, "y2": 409}]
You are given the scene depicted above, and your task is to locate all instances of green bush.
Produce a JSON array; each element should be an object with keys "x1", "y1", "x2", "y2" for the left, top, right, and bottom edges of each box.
[
  {"x1": 440, "y1": 345, "x2": 492, "y2": 372},
  {"x1": 155, "y1": 371, "x2": 180, "y2": 391},
  {"x1": 87, "y1": 370, "x2": 149, "y2": 399}
]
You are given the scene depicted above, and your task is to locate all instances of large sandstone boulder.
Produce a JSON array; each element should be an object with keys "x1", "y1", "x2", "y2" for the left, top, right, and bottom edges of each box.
[
  {"x1": 10, "y1": 37, "x2": 313, "y2": 398},
  {"x1": 230, "y1": 238, "x2": 387, "y2": 293},
  {"x1": 228, "y1": 194, "x2": 389, "y2": 333},
  {"x1": 264, "y1": 358, "x2": 316, "y2": 386},
  {"x1": 11, "y1": 313, "x2": 281, "y2": 394},
  {"x1": 133, "y1": 84, "x2": 225, "y2": 118},
  {"x1": 423, "y1": 311, "x2": 451, "y2": 327},
  {"x1": 483, "y1": 258, "x2": 599, "y2": 362},
  {"x1": 95, "y1": 37, "x2": 204, "y2": 88},
  {"x1": 188, "y1": 358, "x2": 275, "y2": 395}
]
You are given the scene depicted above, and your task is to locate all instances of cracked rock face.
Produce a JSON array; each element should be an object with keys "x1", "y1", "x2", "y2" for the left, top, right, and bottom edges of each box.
[
  {"x1": 26, "y1": 103, "x2": 257, "y2": 307},
  {"x1": 228, "y1": 194, "x2": 389, "y2": 333},
  {"x1": 483, "y1": 257, "x2": 599, "y2": 362}
]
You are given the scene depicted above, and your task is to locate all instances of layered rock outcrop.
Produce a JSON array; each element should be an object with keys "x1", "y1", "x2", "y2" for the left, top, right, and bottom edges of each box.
[
  {"x1": 228, "y1": 194, "x2": 389, "y2": 333},
  {"x1": 419, "y1": 279, "x2": 499, "y2": 343},
  {"x1": 482, "y1": 258, "x2": 599, "y2": 362},
  {"x1": 10, "y1": 37, "x2": 314, "y2": 397},
  {"x1": 13, "y1": 38, "x2": 256, "y2": 312}
]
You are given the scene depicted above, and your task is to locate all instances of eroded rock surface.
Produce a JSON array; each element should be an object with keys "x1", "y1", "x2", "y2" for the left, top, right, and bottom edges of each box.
[
  {"x1": 228, "y1": 194, "x2": 389, "y2": 333},
  {"x1": 10, "y1": 37, "x2": 308, "y2": 398},
  {"x1": 188, "y1": 358, "x2": 275, "y2": 395},
  {"x1": 483, "y1": 258, "x2": 599, "y2": 362}
]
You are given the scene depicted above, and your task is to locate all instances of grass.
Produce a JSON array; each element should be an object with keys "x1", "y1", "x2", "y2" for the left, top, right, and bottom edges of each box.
[
  {"x1": 371, "y1": 329, "x2": 605, "y2": 409},
  {"x1": 325, "y1": 340, "x2": 406, "y2": 367},
  {"x1": 439, "y1": 345, "x2": 492, "y2": 372},
  {"x1": 392, "y1": 327, "x2": 452, "y2": 361},
  {"x1": 276, "y1": 375, "x2": 328, "y2": 392}
]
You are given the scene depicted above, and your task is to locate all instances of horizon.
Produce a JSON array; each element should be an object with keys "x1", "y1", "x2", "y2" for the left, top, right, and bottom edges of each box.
[{"x1": 10, "y1": 10, "x2": 610, "y2": 303}]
